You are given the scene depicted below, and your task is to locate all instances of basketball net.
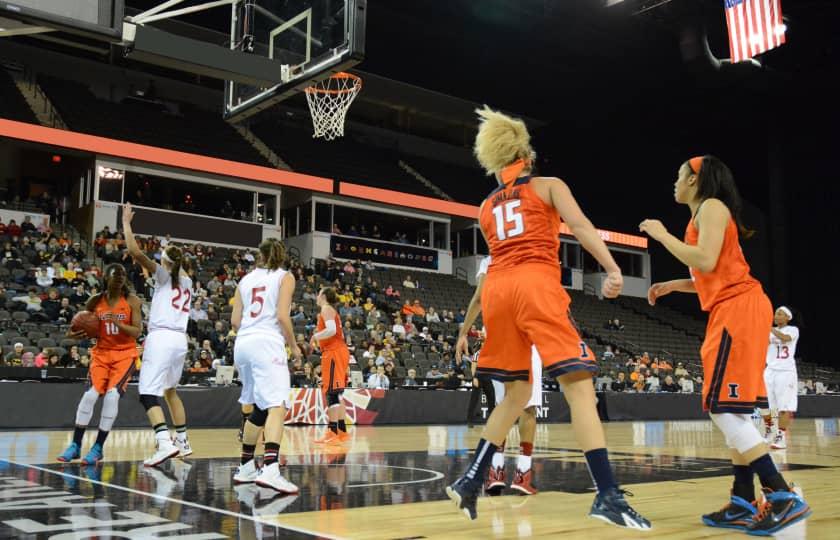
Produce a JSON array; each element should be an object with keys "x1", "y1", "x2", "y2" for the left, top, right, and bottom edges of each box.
[{"x1": 304, "y1": 72, "x2": 362, "y2": 141}]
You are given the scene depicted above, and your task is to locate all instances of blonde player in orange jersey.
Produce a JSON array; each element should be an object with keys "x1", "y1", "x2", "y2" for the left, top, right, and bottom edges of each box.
[
  {"x1": 445, "y1": 106, "x2": 649, "y2": 529},
  {"x1": 57, "y1": 263, "x2": 143, "y2": 465},
  {"x1": 641, "y1": 155, "x2": 810, "y2": 535},
  {"x1": 311, "y1": 287, "x2": 351, "y2": 445}
]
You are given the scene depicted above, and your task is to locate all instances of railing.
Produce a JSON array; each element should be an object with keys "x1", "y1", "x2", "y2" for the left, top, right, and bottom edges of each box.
[
  {"x1": 22, "y1": 67, "x2": 64, "y2": 129},
  {"x1": 454, "y1": 267, "x2": 468, "y2": 282}
]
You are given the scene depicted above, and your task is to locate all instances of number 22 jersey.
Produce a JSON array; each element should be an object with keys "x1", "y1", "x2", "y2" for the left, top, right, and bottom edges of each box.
[
  {"x1": 148, "y1": 264, "x2": 193, "y2": 333},
  {"x1": 236, "y1": 267, "x2": 288, "y2": 341}
]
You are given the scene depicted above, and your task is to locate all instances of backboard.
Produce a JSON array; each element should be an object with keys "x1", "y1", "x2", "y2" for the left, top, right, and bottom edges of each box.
[{"x1": 223, "y1": 0, "x2": 366, "y2": 122}]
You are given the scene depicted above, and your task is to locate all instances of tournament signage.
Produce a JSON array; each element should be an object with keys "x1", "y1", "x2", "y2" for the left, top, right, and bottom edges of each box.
[{"x1": 330, "y1": 234, "x2": 439, "y2": 270}]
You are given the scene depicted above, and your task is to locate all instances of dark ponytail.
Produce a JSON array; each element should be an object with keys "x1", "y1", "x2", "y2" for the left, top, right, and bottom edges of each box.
[
  {"x1": 691, "y1": 155, "x2": 755, "y2": 239},
  {"x1": 165, "y1": 246, "x2": 184, "y2": 285},
  {"x1": 259, "y1": 238, "x2": 287, "y2": 271},
  {"x1": 320, "y1": 287, "x2": 339, "y2": 306}
]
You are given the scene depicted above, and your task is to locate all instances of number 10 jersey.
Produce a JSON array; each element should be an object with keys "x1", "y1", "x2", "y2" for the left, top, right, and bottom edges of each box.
[{"x1": 236, "y1": 267, "x2": 287, "y2": 341}]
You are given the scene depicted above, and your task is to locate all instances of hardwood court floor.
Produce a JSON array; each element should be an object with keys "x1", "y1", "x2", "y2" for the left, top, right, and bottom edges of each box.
[{"x1": 0, "y1": 419, "x2": 838, "y2": 539}]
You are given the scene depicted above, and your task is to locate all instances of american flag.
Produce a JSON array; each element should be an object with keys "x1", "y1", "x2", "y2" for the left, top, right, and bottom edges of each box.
[{"x1": 724, "y1": 0, "x2": 786, "y2": 63}]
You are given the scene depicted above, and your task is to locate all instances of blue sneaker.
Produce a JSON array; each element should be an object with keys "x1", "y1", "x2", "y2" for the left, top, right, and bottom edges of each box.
[
  {"x1": 445, "y1": 477, "x2": 481, "y2": 520},
  {"x1": 746, "y1": 488, "x2": 811, "y2": 536},
  {"x1": 57, "y1": 442, "x2": 81, "y2": 463},
  {"x1": 81, "y1": 443, "x2": 104, "y2": 465},
  {"x1": 589, "y1": 487, "x2": 652, "y2": 530},
  {"x1": 702, "y1": 494, "x2": 758, "y2": 530}
]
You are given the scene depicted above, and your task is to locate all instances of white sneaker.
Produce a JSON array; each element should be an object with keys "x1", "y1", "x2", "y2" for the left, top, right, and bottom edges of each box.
[
  {"x1": 234, "y1": 458, "x2": 260, "y2": 484},
  {"x1": 171, "y1": 460, "x2": 193, "y2": 486},
  {"x1": 234, "y1": 483, "x2": 259, "y2": 506},
  {"x1": 175, "y1": 437, "x2": 193, "y2": 458},
  {"x1": 255, "y1": 462, "x2": 298, "y2": 493},
  {"x1": 143, "y1": 439, "x2": 180, "y2": 467},
  {"x1": 770, "y1": 431, "x2": 787, "y2": 449},
  {"x1": 142, "y1": 466, "x2": 177, "y2": 498}
]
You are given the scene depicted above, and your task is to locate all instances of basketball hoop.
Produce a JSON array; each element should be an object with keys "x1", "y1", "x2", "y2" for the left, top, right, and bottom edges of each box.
[{"x1": 304, "y1": 72, "x2": 362, "y2": 140}]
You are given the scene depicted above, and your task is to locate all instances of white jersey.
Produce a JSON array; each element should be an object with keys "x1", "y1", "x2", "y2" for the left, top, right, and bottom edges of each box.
[
  {"x1": 765, "y1": 325, "x2": 799, "y2": 372},
  {"x1": 148, "y1": 264, "x2": 193, "y2": 333},
  {"x1": 237, "y1": 267, "x2": 288, "y2": 340}
]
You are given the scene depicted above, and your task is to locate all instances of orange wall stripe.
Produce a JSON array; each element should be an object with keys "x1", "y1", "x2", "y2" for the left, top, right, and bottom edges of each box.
[
  {"x1": 0, "y1": 118, "x2": 333, "y2": 192},
  {"x1": 559, "y1": 223, "x2": 648, "y2": 249},
  {"x1": 339, "y1": 182, "x2": 479, "y2": 219}
]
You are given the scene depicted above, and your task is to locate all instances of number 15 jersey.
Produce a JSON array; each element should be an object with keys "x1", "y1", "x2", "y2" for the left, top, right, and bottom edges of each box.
[
  {"x1": 236, "y1": 267, "x2": 288, "y2": 341},
  {"x1": 149, "y1": 264, "x2": 193, "y2": 333},
  {"x1": 478, "y1": 176, "x2": 561, "y2": 272}
]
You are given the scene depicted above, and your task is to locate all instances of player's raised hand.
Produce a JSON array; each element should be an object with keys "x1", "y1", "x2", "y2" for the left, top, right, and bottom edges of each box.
[
  {"x1": 602, "y1": 270, "x2": 623, "y2": 299},
  {"x1": 290, "y1": 343, "x2": 302, "y2": 361},
  {"x1": 122, "y1": 202, "x2": 135, "y2": 225},
  {"x1": 647, "y1": 282, "x2": 672, "y2": 306},
  {"x1": 639, "y1": 219, "x2": 667, "y2": 242},
  {"x1": 455, "y1": 335, "x2": 470, "y2": 362}
]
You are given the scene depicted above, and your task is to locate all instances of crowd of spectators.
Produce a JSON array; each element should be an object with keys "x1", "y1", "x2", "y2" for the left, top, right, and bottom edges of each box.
[{"x1": 594, "y1": 348, "x2": 699, "y2": 393}]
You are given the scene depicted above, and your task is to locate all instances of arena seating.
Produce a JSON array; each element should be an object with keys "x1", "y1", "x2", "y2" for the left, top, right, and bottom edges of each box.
[
  {"x1": 35, "y1": 75, "x2": 269, "y2": 166},
  {"x1": 402, "y1": 155, "x2": 495, "y2": 205},
  {"x1": 0, "y1": 69, "x2": 36, "y2": 124}
]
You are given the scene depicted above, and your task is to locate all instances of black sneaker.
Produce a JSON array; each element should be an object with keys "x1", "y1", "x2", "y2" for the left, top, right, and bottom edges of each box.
[
  {"x1": 746, "y1": 488, "x2": 811, "y2": 536},
  {"x1": 701, "y1": 495, "x2": 757, "y2": 530},
  {"x1": 445, "y1": 477, "x2": 481, "y2": 520},
  {"x1": 589, "y1": 487, "x2": 651, "y2": 530}
]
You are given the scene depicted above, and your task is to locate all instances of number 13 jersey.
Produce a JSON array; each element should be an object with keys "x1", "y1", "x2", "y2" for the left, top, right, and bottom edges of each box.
[
  {"x1": 236, "y1": 267, "x2": 287, "y2": 341},
  {"x1": 766, "y1": 325, "x2": 799, "y2": 372},
  {"x1": 149, "y1": 264, "x2": 193, "y2": 333},
  {"x1": 478, "y1": 176, "x2": 561, "y2": 272}
]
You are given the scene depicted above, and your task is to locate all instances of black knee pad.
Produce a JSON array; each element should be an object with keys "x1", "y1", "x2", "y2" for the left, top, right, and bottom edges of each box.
[
  {"x1": 248, "y1": 406, "x2": 268, "y2": 427},
  {"x1": 327, "y1": 391, "x2": 341, "y2": 407},
  {"x1": 139, "y1": 394, "x2": 161, "y2": 411}
]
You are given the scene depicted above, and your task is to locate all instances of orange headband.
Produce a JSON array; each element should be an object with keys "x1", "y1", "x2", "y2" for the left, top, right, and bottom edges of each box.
[
  {"x1": 500, "y1": 159, "x2": 528, "y2": 185},
  {"x1": 688, "y1": 156, "x2": 704, "y2": 175}
]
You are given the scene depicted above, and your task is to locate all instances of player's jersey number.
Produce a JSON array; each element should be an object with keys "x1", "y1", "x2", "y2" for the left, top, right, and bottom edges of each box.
[
  {"x1": 171, "y1": 287, "x2": 191, "y2": 313},
  {"x1": 775, "y1": 345, "x2": 790, "y2": 359},
  {"x1": 492, "y1": 200, "x2": 525, "y2": 241}
]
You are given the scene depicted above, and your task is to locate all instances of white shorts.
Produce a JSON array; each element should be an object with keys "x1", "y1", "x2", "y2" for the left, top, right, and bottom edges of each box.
[
  {"x1": 493, "y1": 346, "x2": 543, "y2": 409},
  {"x1": 234, "y1": 333, "x2": 291, "y2": 411},
  {"x1": 138, "y1": 329, "x2": 188, "y2": 396},
  {"x1": 764, "y1": 368, "x2": 798, "y2": 412}
]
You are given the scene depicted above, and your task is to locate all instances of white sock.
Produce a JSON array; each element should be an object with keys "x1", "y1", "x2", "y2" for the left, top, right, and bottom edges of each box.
[
  {"x1": 517, "y1": 455, "x2": 532, "y2": 472},
  {"x1": 491, "y1": 450, "x2": 505, "y2": 469},
  {"x1": 176, "y1": 431, "x2": 188, "y2": 443},
  {"x1": 155, "y1": 429, "x2": 171, "y2": 444}
]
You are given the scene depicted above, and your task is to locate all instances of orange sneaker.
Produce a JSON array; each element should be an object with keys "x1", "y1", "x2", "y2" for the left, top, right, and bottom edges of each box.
[
  {"x1": 484, "y1": 466, "x2": 506, "y2": 493},
  {"x1": 510, "y1": 468, "x2": 538, "y2": 495},
  {"x1": 313, "y1": 431, "x2": 340, "y2": 445}
]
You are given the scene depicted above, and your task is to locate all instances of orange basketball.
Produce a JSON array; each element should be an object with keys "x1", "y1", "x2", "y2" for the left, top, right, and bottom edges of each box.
[{"x1": 71, "y1": 310, "x2": 100, "y2": 338}]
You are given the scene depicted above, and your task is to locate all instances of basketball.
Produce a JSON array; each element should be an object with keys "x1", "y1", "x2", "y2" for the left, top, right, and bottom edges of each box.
[{"x1": 71, "y1": 311, "x2": 100, "y2": 338}]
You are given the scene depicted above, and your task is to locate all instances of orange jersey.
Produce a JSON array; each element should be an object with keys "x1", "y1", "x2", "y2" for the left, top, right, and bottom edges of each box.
[
  {"x1": 316, "y1": 312, "x2": 345, "y2": 351},
  {"x1": 685, "y1": 217, "x2": 759, "y2": 311},
  {"x1": 479, "y1": 176, "x2": 561, "y2": 272},
  {"x1": 93, "y1": 295, "x2": 137, "y2": 351}
]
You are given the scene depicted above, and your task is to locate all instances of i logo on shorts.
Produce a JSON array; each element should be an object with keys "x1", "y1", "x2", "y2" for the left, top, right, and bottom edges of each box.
[{"x1": 727, "y1": 383, "x2": 740, "y2": 399}]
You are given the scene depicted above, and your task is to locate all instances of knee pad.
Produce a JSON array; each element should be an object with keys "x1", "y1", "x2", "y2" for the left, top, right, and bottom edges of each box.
[
  {"x1": 248, "y1": 406, "x2": 268, "y2": 427},
  {"x1": 710, "y1": 412, "x2": 765, "y2": 454},
  {"x1": 327, "y1": 391, "x2": 341, "y2": 407},
  {"x1": 75, "y1": 387, "x2": 100, "y2": 426},
  {"x1": 139, "y1": 394, "x2": 161, "y2": 411},
  {"x1": 99, "y1": 388, "x2": 120, "y2": 432}
]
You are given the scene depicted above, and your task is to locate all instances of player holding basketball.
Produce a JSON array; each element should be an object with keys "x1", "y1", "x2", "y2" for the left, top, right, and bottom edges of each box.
[
  {"x1": 456, "y1": 255, "x2": 538, "y2": 496},
  {"x1": 760, "y1": 306, "x2": 800, "y2": 450},
  {"x1": 311, "y1": 287, "x2": 351, "y2": 445},
  {"x1": 446, "y1": 106, "x2": 650, "y2": 529},
  {"x1": 122, "y1": 203, "x2": 193, "y2": 467},
  {"x1": 57, "y1": 264, "x2": 142, "y2": 465},
  {"x1": 231, "y1": 238, "x2": 300, "y2": 493},
  {"x1": 641, "y1": 155, "x2": 810, "y2": 534}
]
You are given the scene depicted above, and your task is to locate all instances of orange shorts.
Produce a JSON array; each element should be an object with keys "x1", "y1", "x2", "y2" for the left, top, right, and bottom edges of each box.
[
  {"x1": 89, "y1": 348, "x2": 138, "y2": 395},
  {"x1": 476, "y1": 263, "x2": 595, "y2": 382},
  {"x1": 321, "y1": 347, "x2": 349, "y2": 394},
  {"x1": 701, "y1": 287, "x2": 771, "y2": 413}
]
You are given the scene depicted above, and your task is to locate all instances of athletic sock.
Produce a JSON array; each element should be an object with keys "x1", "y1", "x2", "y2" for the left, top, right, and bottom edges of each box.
[
  {"x1": 174, "y1": 424, "x2": 187, "y2": 443},
  {"x1": 584, "y1": 448, "x2": 618, "y2": 494},
  {"x1": 464, "y1": 438, "x2": 496, "y2": 484},
  {"x1": 329, "y1": 421, "x2": 338, "y2": 434},
  {"x1": 263, "y1": 442, "x2": 280, "y2": 467},
  {"x1": 750, "y1": 454, "x2": 789, "y2": 492},
  {"x1": 338, "y1": 419, "x2": 347, "y2": 433},
  {"x1": 153, "y1": 423, "x2": 170, "y2": 444},
  {"x1": 94, "y1": 429, "x2": 109, "y2": 447},
  {"x1": 241, "y1": 443, "x2": 256, "y2": 465},
  {"x1": 733, "y1": 465, "x2": 756, "y2": 502},
  {"x1": 517, "y1": 442, "x2": 533, "y2": 472},
  {"x1": 73, "y1": 426, "x2": 85, "y2": 447}
]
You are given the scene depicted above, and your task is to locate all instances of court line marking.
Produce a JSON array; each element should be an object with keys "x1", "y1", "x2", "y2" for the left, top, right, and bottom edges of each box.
[
  {"x1": 0, "y1": 459, "x2": 346, "y2": 540},
  {"x1": 342, "y1": 464, "x2": 444, "y2": 488}
]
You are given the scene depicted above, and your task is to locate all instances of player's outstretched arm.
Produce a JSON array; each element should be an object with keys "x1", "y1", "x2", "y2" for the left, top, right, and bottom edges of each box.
[
  {"x1": 231, "y1": 288, "x2": 243, "y2": 332},
  {"x1": 121, "y1": 203, "x2": 157, "y2": 274},
  {"x1": 647, "y1": 279, "x2": 696, "y2": 306}
]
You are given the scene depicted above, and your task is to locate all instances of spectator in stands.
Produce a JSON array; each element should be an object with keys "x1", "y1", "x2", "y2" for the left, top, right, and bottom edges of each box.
[
  {"x1": 633, "y1": 374, "x2": 646, "y2": 392},
  {"x1": 363, "y1": 357, "x2": 376, "y2": 379},
  {"x1": 411, "y1": 299, "x2": 426, "y2": 318},
  {"x1": 596, "y1": 372, "x2": 613, "y2": 392},
  {"x1": 455, "y1": 309, "x2": 466, "y2": 324},
  {"x1": 802, "y1": 379, "x2": 816, "y2": 395},
  {"x1": 611, "y1": 371, "x2": 628, "y2": 392},
  {"x1": 629, "y1": 364, "x2": 642, "y2": 382},
  {"x1": 674, "y1": 362, "x2": 688, "y2": 378},
  {"x1": 34, "y1": 348, "x2": 50, "y2": 368},
  {"x1": 20, "y1": 216, "x2": 36, "y2": 234},
  {"x1": 679, "y1": 374, "x2": 695, "y2": 393},
  {"x1": 425, "y1": 364, "x2": 445, "y2": 380},
  {"x1": 646, "y1": 372, "x2": 661, "y2": 392},
  {"x1": 0, "y1": 218, "x2": 5, "y2": 236},
  {"x1": 291, "y1": 305, "x2": 307, "y2": 322},
  {"x1": 13, "y1": 288, "x2": 42, "y2": 311},
  {"x1": 371, "y1": 225, "x2": 381, "y2": 239},
  {"x1": 62, "y1": 345, "x2": 81, "y2": 367},
  {"x1": 403, "y1": 275, "x2": 416, "y2": 289},
  {"x1": 658, "y1": 358, "x2": 673, "y2": 371},
  {"x1": 332, "y1": 223, "x2": 342, "y2": 235},
  {"x1": 400, "y1": 300, "x2": 413, "y2": 319},
  {"x1": 7, "y1": 219, "x2": 21, "y2": 237},
  {"x1": 40, "y1": 289, "x2": 61, "y2": 321},
  {"x1": 190, "y1": 301, "x2": 207, "y2": 321},
  {"x1": 424, "y1": 306, "x2": 440, "y2": 323},
  {"x1": 4, "y1": 342, "x2": 25, "y2": 366},
  {"x1": 605, "y1": 318, "x2": 624, "y2": 331},
  {"x1": 403, "y1": 368, "x2": 419, "y2": 386},
  {"x1": 56, "y1": 298, "x2": 76, "y2": 324},
  {"x1": 602, "y1": 345, "x2": 615, "y2": 361},
  {"x1": 69, "y1": 284, "x2": 88, "y2": 307},
  {"x1": 661, "y1": 375, "x2": 679, "y2": 392},
  {"x1": 303, "y1": 286, "x2": 317, "y2": 303},
  {"x1": 207, "y1": 276, "x2": 222, "y2": 294},
  {"x1": 385, "y1": 284, "x2": 400, "y2": 299},
  {"x1": 367, "y1": 365, "x2": 389, "y2": 389},
  {"x1": 189, "y1": 359, "x2": 208, "y2": 373},
  {"x1": 35, "y1": 266, "x2": 54, "y2": 288}
]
